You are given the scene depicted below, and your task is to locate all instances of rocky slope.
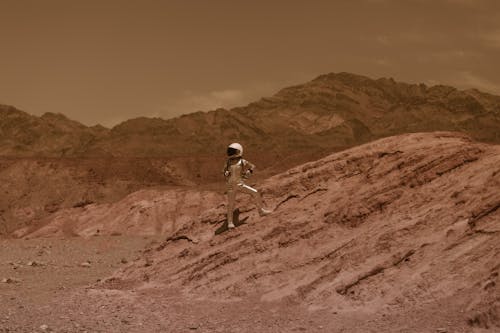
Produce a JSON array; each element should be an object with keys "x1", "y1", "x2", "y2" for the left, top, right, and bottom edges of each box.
[
  {"x1": 0, "y1": 156, "x2": 194, "y2": 235},
  {"x1": 16, "y1": 132, "x2": 500, "y2": 331},
  {"x1": 12, "y1": 188, "x2": 223, "y2": 239}
]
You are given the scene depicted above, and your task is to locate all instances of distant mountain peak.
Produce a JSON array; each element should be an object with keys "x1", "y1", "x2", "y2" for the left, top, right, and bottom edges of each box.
[
  {"x1": 0, "y1": 104, "x2": 29, "y2": 117},
  {"x1": 314, "y1": 71, "x2": 372, "y2": 81},
  {"x1": 40, "y1": 112, "x2": 70, "y2": 120}
]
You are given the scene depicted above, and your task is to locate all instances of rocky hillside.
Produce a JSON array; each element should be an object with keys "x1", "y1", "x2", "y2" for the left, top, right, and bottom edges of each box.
[
  {"x1": 111, "y1": 132, "x2": 500, "y2": 331},
  {"x1": 16, "y1": 132, "x2": 499, "y2": 331},
  {"x1": 2, "y1": 72, "x2": 500, "y2": 235},
  {"x1": 0, "y1": 105, "x2": 107, "y2": 157},
  {"x1": 0, "y1": 156, "x2": 192, "y2": 235}
]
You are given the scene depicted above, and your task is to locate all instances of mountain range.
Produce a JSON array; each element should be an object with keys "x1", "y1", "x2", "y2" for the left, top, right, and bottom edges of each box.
[{"x1": 2, "y1": 72, "x2": 500, "y2": 162}]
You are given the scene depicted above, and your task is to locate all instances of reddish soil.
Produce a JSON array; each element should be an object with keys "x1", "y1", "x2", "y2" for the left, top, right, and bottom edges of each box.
[
  {"x1": 0, "y1": 236, "x2": 157, "y2": 332},
  {"x1": 1, "y1": 132, "x2": 498, "y2": 332}
]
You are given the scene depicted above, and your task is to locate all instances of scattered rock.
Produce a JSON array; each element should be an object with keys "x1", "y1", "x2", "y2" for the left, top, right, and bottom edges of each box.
[
  {"x1": 1, "y1": 277, "x2": 20, "y2": 284},
  {"x1": 73, "y1": 199, "x2": 94, "y2": 208},
  {"x1": 179, "y1": 249, "x2": 190, "y2": 258},
  {"x1": 9, "y1": 262, "x2": 21, "y2": 269},
  {"x1": 39, "y1": 324, "x2": 49, "y2": 331},
  {"x1": 436, "y1": 328, "x2": 447, "y2": 333},
  {"x1": 27, "y1": 261, "x2": 43, "y2": 267},
  {"x1": 144, "y1": 258, "x2": 153, "y2": 267},
  {"x1": 121, "y1": 258, "x2": 128, "y2": 264},
  {"x1": 483, "y1": 280, "x2": 495, "y2": 290},
  {"x1": 80, "y1": 261, "x2": 91, "y2": 268}
]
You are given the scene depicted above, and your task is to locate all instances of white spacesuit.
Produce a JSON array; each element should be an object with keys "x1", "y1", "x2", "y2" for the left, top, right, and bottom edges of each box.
[{"x1": 223, "y1": 143, "x2": 271, "y2": 229}]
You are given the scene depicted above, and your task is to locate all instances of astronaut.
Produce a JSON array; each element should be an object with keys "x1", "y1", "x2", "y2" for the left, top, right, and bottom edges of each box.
[{"x1": 223, "y1": 143, "x2": 271, "y2": 229}]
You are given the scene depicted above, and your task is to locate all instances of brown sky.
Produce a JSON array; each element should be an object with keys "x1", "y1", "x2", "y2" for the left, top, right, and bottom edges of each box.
[{"x1": 1, "y1": 0, "x2": 499, "y2": 127}]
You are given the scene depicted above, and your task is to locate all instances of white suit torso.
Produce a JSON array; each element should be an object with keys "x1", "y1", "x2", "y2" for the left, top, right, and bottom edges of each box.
[
  {"x1": 228, "y1": 159, "x2": 244, "y2": 184},
  {"x1": 224, "y1": 158, "x2": 255, "y2": 185}
]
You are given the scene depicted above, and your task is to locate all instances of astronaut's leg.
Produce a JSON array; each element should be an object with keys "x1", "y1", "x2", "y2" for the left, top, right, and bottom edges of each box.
[
  {"x1": 227, "y1": 186, "x2": 236, "y2": 229},
  {"x1": 238, "y1": 184, "x2": 272, "y2": 216}
]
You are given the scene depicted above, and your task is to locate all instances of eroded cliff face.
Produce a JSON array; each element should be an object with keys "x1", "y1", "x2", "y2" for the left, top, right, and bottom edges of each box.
[{"x1": 16, "y1": 132, "x2": 499, "y2": 330}]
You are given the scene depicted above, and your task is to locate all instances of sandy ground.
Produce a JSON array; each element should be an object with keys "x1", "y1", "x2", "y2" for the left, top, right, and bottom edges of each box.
[{"x1": 0, "y1": 236, "x2": 155, "y2": 332}]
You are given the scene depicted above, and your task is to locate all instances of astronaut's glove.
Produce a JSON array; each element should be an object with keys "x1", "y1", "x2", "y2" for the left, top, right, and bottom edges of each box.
[{"x1": 243, "y1": 169, "x2": 253, "y2": 179}]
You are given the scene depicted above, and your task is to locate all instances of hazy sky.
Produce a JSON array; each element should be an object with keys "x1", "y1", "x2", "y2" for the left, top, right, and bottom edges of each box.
[{"x1": 1, "y1": 0, "x2": 499, "y2": 127}]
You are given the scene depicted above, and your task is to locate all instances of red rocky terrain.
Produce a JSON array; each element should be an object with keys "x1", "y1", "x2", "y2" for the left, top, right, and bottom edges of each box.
[
  {"x1": 2, "y1": 132, "x2": 498, "y2": 332},
  {"x1": 2, "y1": 72, "x2": 500, "y2": 235}
]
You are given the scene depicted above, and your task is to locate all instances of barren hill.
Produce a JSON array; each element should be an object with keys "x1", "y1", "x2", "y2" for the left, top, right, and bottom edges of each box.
[{"x1": 13, "y1": 132, "x2": 500, "y2": 331}]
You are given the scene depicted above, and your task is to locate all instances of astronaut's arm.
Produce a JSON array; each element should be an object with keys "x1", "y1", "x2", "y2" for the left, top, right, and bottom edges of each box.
[
  {"x1": 243, "y1": 160, "x2": 256, "y2": 177},
  {"x1": 248, "y1": 162, "x2": 255, "y2": 173},
  {"x1": 223, "y1": 164, "x2": 230, "y2": 177}
]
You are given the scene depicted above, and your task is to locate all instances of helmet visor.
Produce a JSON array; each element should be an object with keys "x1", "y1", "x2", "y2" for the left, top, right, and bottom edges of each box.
[{"x1": 227, "y1": 147, "x2": 240, "y2": 156}]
